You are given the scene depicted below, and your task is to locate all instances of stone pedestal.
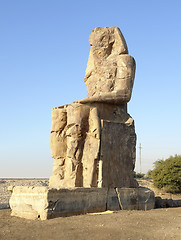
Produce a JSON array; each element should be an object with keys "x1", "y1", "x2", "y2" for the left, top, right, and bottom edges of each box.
[{"x1": 9, "y1": 186, "x2": 155, "y2": 220}]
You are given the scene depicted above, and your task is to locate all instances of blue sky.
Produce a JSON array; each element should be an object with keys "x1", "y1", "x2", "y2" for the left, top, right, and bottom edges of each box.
[{"x1": 1, "y1": 0, "x2": 181, "y2": 177}]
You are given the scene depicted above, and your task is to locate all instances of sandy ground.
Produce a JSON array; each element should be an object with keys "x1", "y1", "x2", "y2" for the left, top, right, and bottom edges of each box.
[
  {"x1": 0, "y1": 179, "x2": 181, "y2": 240},
  {"x1": 0, "y1": 208, "x2": 181, "y2": 240}
]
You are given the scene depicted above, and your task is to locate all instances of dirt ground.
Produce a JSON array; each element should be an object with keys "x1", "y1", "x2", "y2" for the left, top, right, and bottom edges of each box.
[
  {"x1": 0, "y1": 179, "x2": 181, "y2": 240},
  {"x1": 0, "y1": 208, "x2": 181, "y2": 240}
]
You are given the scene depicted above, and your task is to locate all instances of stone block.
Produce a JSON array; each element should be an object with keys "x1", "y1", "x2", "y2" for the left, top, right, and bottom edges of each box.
[
  {"x1": 9, "y1": 186, "x2": 107, "y2": 220},
  {"x1": 107, "y1": 187, "x2": 155, "y2": 211},
  {"x1": 9, "y1": 186, "x2": 48, "y2": 220},
  {"x1": 9, "y1": 186, "x2": 155, "y2": 220},
  {"x1": 100, "y1": 119, "x2": 137, "y2": 188}
]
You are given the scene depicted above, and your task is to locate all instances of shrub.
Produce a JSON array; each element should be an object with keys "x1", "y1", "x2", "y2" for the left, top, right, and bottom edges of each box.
[
  {"x1": 151, "y1": 155, "x2": 181, "y2": 193},
  {"x1": 145, "y1": 169, "x2": 153, "y2": 178},
  {"x1": 136, "y1": 173, "x2": 145, "y2": 179}
]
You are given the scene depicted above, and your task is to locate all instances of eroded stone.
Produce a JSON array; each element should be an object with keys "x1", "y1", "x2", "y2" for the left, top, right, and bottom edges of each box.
[
  {"x1": 78, "y1": 27, "x2": 136, "y2": 104},
  {"x1": 9, "y1": 186, "x2": 155, "y2": 220},
  {"x1": 49, "y1": 103, "x2": 137, "y2": 189}
]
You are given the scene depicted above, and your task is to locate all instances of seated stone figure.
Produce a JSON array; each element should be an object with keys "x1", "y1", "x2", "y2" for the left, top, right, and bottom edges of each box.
[
  {"x1": 9, "y1": 27, "x2": 156, "y2": 221},
  {"x1": 49, "y1": 27, "x2": 137, "y2": 189}
]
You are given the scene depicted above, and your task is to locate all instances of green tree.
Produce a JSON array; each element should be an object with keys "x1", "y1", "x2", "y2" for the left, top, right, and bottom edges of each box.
[
  {"x1": 151, "y1": 155, "x2": 181, "y2": 193},
  {"x1": 145, "y1": 169, "x2": 152, "y2": 178},
  {"x1": 153, "y1": 159, "x2": 164, "y2": 168}
]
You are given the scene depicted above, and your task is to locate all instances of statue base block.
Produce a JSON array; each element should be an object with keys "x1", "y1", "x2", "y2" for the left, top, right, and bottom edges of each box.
[{"x1": 9, "y1": 186, "x2": 155, "y2": 220}]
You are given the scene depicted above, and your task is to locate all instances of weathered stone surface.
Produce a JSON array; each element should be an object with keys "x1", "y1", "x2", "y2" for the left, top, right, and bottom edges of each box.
[
  {"x1": 100, "y1": 119, "x2": 136, "y2": 188},
  {"x1": 155, "y1": 197, "x2": 181, "y2": 208},
  {"x1": 9, "y1": 186, "x2": 155, "y2": 220},
  {"x1": 9, "y1": 186, "x2": 107, "y2": 220},
  {"x1": 78, "y1": 27, "x2": 136, "y2": 104},
  {"x1": 9, "y1": 186, "x2": 48, "y2": 220},
  {"x1": 49, "y1": 102, "x2": 137, "y2": 189},
  {"x1": 49, "y1": 103, "x2": 100, "y2": 188},
  {"x1": 107, "y1": 187, "x2": 155, "y2": 211}
]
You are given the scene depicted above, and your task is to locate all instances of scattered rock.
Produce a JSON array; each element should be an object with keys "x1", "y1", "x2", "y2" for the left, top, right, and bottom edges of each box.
[{"x1": 155, "y1": 197, "x2": 181, "y2": 208}]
